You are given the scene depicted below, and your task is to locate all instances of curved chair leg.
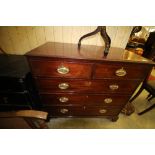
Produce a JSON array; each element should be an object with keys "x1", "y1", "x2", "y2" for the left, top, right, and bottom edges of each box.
[
  {"x1": 138, "y1": 104, "x2": 155, "y2": 115},
  {"x1": 146, "y1": 93, "x2": 152, "y2": 99},
  {"x1": 129, "y1": 86, "x2": 144, "y2": 102},
  {"x1": 148, "y1": 96, "x2": 155, "y2": 101}
]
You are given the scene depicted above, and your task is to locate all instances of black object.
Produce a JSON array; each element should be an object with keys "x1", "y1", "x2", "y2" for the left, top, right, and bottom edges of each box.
[
  {"x1": 0, "y1": 54, "x2": 40, "y2": 111},
  {"x1": 143, "y1": 31, "x2": 155, "y2": 60},
  {"x1": 78, "y1": 26, "x2": 111, "y2": 57},
  {"x1": 129, "y1": 73, "x2": 155, "y2": 115}
]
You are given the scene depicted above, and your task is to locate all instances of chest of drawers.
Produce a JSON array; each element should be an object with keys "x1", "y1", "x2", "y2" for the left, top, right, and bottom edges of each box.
[{"x1": 26, "y1": 42, "x2": 154, "y2": 121}]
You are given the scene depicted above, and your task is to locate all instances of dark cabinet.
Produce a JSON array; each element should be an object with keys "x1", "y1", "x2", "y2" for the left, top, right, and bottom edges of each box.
[
  {"x1": 143, "y1": 32, "x2": 155, "y2": 60},
  {"x1": 0, "y1": 55, "x2": 40, "y2": 111}
]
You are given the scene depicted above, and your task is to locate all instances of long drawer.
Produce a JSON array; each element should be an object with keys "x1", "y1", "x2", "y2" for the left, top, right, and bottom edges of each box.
[
  {"x1": 43, "y1": 105, "x2": 121, "y2": 117},
  {"x1": 40, "y1": 93, "x2": 130, "y2": 106},
  {"x1": 36, "y1": 78, "x2": 141, "y2": 94},
  {"x1": 94, "y1": 62, "x2": 151, "y2": 80},
  {"x1": 29, "y1": 59, "x2": 92, "y2": 79},
  {"x1": 43, "y1": 106, "x2": 84, "y2": 117}
]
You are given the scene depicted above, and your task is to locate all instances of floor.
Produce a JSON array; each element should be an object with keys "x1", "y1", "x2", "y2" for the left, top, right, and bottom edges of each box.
[{"x1": 47, "y1": 69, "x2": 155, "y2": 129}]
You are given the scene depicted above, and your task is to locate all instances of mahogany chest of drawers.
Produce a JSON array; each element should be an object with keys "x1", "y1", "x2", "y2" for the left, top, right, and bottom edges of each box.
[{"x1": 26, "y1": 42, "x2": 154, "y2": 121}]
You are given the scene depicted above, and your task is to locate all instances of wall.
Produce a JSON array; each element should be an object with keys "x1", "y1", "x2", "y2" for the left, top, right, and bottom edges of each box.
[{"x1": 0, "y1": 26, "x2": 133, "y2": 55}]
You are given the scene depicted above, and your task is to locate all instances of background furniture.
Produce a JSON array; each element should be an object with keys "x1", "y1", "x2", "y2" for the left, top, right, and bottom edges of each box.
[
  {"x1": 142, "y1": 31, "x2": 155, "y2": 61},
  {"x1": 126, "y1": 26, "x2": 146, "y2": 56},
  {"x1": 0, "y1": 110, "x2": 48, "y2": 129},
  {"x1": 129, "y1": 74, "x2": 155, "y2": 115},
  {"x1": 78, "y1": 26, "x2": 111, "y2": 56},
  {"x1": 26, "y1": 42, "x2": 154, "y2": 122},
  {"x1": 0, "y1": 55, "x2": 40, "y2": 111}
]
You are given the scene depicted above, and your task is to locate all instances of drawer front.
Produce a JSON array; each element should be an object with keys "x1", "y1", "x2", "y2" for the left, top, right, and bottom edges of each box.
[
  {"x1": 94, "y1": 63, "x2": 151, "y2": 80},
  {"x1": 43, "y1": 106, "x2": 84, "y2": 117},
  {"x1": 0, "y1": 93, "x2": 30, "y2": 106},
  {"x1": 36, "y1": 78, "x2": 140, "y2": 94},
  {"x1": 43, "y1": 105, "x2": 121, "y2": 117},
  {"x1": 29, "y1": 59, "x2": 92, "y2": 78},
  {"x1": 84, "y1": 106, "x2": 121, "y2": 116},
  {"x1": 40, "y1": 93, "x2": 130, "y2": 106}
]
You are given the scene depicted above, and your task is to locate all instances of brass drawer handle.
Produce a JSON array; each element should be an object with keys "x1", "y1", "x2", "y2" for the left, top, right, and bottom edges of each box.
[
  {"x1": 109, "y1": 84, "x2": 119, "y2": 90},
  {"x1": 104, "y1": 98, "x2": 112, "y2": 104},
  {"x1": 57, "y1": 66, "x2": 69, "y2": 74},
  {"x1": 58, "y1": 83, "x2": 69, "y2": 90},
  {"x1": 99, "y1": 109, "x2": 107, "y2": 114},
  {"x1": 115, "y1": 68, "x2": 127, "y2": 77},
  {"x1": 60, "y1": 108, "x2": 69, "y2": 114},
  {"x1": 59, "y1": 97, "x2": 69, "y2": 103}
]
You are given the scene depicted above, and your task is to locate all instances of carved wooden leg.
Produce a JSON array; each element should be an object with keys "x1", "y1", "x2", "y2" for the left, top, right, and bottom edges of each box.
[
  {"x1": 121, "y1": 102, "x2": 135, "y2": 116},
  {"x1": 111, "y1": 116, "x2": 119, "y2": 122}
]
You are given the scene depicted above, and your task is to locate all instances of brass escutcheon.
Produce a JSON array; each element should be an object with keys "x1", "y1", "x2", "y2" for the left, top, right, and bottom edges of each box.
[
  {"x1": 104, "y1": 98, "x2": 113, "y2": 104},
  {"x1": 99, "y1": 109, "x2": 107, "y2": 114},
  {"x1": 60, "y1": 108, "x2": 69, "y2": 114},
  {"x1": 57, "y1": 66, "x2": 69, "y2": 74},
  {"x1": 115, "y1": 68, "x2": 127, "y2": 77},
  {"x1": 58, "y1": 83, "x2": 69, "y2": 90},
  {"x1": 59, "y1": 97, "x2": 69, "y2": 103},
  {"x1": 109, "y1": 84, "x2": 119, "y2": 90}
]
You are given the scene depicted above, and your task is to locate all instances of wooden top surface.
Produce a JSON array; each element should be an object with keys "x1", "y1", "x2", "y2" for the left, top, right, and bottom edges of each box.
[{"x1": 26, "y1": 42, "x2": 155, "y2": 65}]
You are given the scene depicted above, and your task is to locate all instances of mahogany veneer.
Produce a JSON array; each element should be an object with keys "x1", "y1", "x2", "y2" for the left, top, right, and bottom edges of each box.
[
  {"x1": 29, "y1": 60, "x2": 92, "y2": 78},
  {"x1": 26, "y1": 42, "x2": 154, "y2": 121},
  {"x1": 39, "y1": 93, "x2": 130, "y2": 106},
  {"x1": 35, "y1": 78, "x2": 140, "y2": 94}
]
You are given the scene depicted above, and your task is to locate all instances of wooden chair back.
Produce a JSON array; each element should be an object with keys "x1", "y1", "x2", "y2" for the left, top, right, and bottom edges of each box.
[{"x1": 0, "y1": 110, "x2": 48, "y2": 129}]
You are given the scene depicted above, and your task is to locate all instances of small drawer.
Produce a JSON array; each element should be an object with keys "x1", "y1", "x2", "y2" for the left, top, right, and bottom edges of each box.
[
  {"x1": 43, "y1": 106, "x2": 84, "y2": 117},
  {"x1": 29, "y1": 59, "x2": 92, "y2": 78},
  {"x1": 36, "y1": 78, "x2": 141, "y2": 94},
  {"x1": 94, "y1": 63, "x2": 151, "y2": 80},
  {"x1": 40, "y1": 93, "x2": 130, "y2": 106},
  {"x1": 84, "y1": 106, "x2": 121, "y2": 116}
]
